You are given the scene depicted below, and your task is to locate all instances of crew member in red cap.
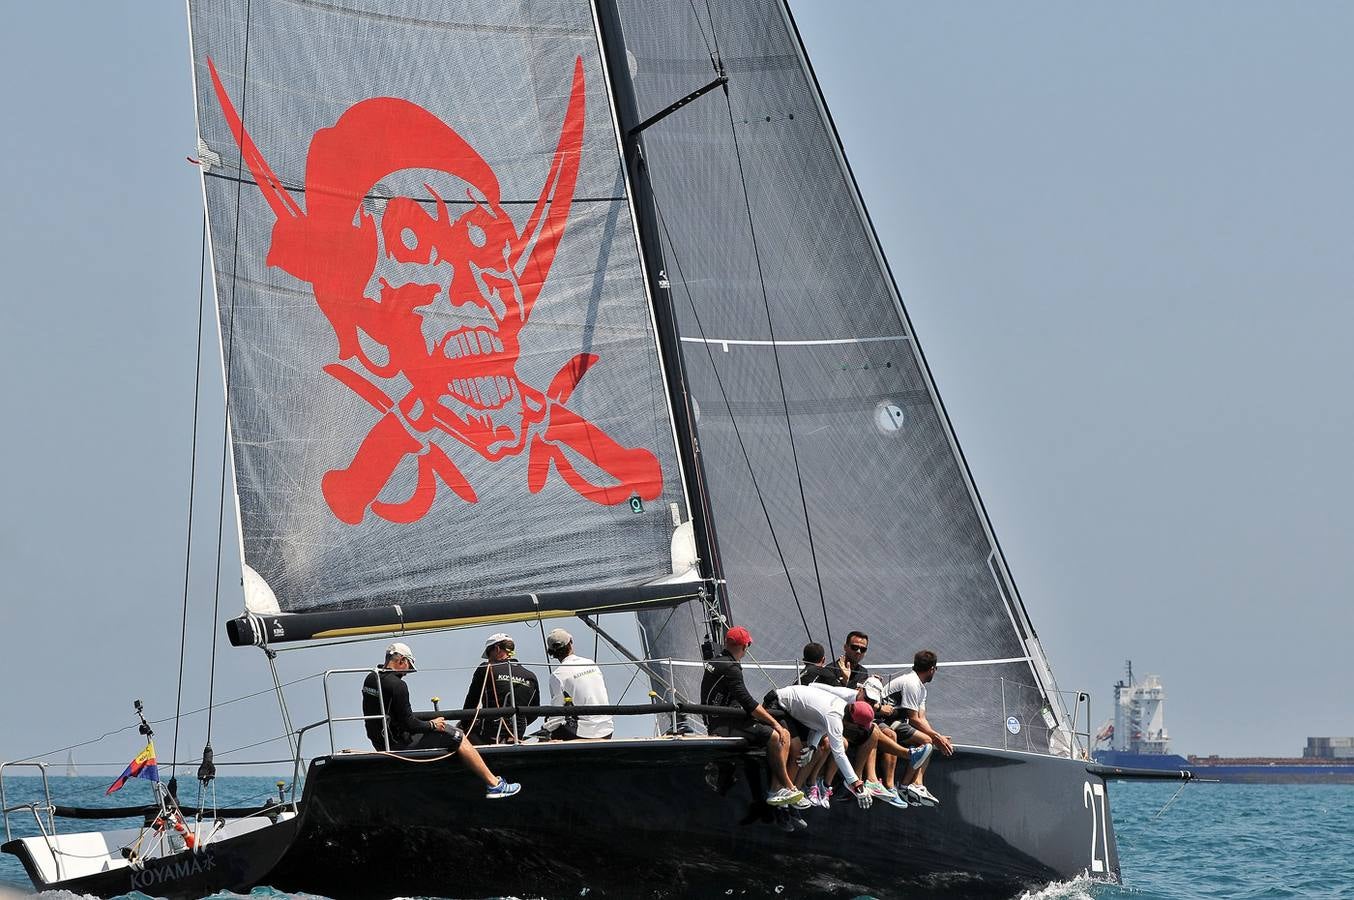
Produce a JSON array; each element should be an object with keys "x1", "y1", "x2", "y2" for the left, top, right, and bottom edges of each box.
[{"x1": 700, "y1": 626, "x2": 804, "y2": 808}]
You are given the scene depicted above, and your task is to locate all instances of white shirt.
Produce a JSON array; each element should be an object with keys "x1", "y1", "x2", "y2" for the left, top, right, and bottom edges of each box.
[
  {"x1": 774, "y1": 684, "x2": 859, "y2": 785},
  {"x1": 884, "y1": 670, "x2": 926, "y2": 720},
  {"x1": 545, "y1": 654, "x2": 614, "y2": 738}
]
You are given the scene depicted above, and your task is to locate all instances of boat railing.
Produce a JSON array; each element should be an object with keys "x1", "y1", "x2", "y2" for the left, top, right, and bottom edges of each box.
[
  {"x1": 0, "y1": 760, "x2": 56, "y2": 843},
  {"x1": 0, "y1": 760, "x2": 63, "y2": 877}
]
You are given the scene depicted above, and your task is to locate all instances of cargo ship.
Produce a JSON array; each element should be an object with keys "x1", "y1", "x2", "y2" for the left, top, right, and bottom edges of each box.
[{"x1": 1092, "y1": 663, "x2": 1354, "y2": 784}]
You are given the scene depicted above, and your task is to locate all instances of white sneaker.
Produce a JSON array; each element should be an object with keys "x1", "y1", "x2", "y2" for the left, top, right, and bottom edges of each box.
[
  {"x1": 906, "y1": 784, "x2": 939, "y2": 807},
  {"x1": 865, "y1": 780, "x2": 891, "y2": 798},
  {"x1": 806, "y1": 784, "x2": 823, "y2": 808},
  {"x1": 767, "y1": 787, "x2": 805, "y2": 807},
  {"x1": 878, "y1": 787, "x2": 909, "y2": 809},
  {"x1": 792, "y1": 793, "x2": 814, "y2": 810}
]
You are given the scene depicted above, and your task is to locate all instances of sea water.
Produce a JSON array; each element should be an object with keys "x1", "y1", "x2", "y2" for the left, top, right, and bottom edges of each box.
[{"x1": 1, "y1": 778, "x2": 1350, "y2": 898}]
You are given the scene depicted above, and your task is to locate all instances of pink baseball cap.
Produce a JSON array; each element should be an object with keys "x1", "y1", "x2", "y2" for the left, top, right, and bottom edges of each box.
[{"x1": 848, "y1": 700, "x2": 876, "y2": 728}]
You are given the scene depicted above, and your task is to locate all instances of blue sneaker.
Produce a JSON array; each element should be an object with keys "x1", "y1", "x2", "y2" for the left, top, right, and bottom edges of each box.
[
  {"x1": 486, "y1": 776, "x2": 521, "y2": 799},
  {"x1": 909, "y1": 743, "x2": 934, "y2": 769}
]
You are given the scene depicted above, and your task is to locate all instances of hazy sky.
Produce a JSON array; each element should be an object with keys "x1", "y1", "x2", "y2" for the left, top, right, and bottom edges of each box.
[{"x1": 2, "y1": 3, "x2": 1351, "y2": 774}]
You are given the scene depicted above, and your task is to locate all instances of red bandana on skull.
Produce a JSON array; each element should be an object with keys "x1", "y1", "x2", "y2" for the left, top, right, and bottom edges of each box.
[{"x1": 207, "y1": 57, "x2": 663, "y2": 525}]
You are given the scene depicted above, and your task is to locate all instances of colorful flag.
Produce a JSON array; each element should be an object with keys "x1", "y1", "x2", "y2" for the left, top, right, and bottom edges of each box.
[{"x1": 105, "y1": 741, "x2": 159, "y2": 795}]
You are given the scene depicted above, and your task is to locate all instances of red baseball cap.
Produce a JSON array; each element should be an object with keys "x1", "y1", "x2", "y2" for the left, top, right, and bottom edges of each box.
[
  {"x1": 725, "y1": 626, "x2": 753, "y2": 647},
  {"x1": 848, "y1": 700, "x2": 876, "y2": 728}
]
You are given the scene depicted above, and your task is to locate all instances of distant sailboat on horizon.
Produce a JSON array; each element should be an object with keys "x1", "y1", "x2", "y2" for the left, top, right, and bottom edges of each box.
[{"x1": 64, "y1": 751, "x2": 77, "y2": 779}]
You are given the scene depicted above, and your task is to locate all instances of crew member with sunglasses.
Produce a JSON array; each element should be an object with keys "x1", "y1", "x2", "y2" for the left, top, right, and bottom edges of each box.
[
  {"x1": 460, "y1": 632, "x2": 540, "y2": 745},
  {"x1": 826, "y1": 631, "x2": 872, "y2": 688}
]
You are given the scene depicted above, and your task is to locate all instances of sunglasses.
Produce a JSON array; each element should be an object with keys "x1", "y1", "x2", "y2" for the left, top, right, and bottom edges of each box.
[
  {"x1": 497, "y1": 641, "x2": 516, "y2": 652},
  {"x1": 847, "y1": 644, "x2": 868, "y2": 654}
]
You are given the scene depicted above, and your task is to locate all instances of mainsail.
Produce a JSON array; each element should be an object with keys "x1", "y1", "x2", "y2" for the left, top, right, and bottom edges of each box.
[
  {"x1": 187, "y1": 1, "x2": 695, "y2": 620},
  {"x1": 617, "y1": 0, "x2": 1072, "y2": 751}
]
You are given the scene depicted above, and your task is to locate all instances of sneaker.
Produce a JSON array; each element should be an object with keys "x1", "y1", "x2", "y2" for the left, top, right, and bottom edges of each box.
[
  {"x1": 909, "y1": 743, "x2": 934, "y2": 769},
  {"x1": 906, "y1": 783, "x2": 939, "y2": 807},
  {"x1": 790, "y1": 814, "x2": 809, "y2": 831},
  {"x1": 767, "y1": 787, "x2": 805, "y2": 807},
  {"x1": 485, "y1": 776, "x2": 521, "y2": 799},
  {"x1": 806, "y1": 784, "x2": 823, "y2": 808},
  {"x1": 878, "y1": 786, "x2": 909, "y2": 809},
  {"x1": 776, "y1": 809, "x2": 797, "y2": 832},
  {"x1": 865, "y1": 780, "x2": 891, "y2": 798},
  {"x1": 820, "y1": 783, "x2": 833, "y2": 811},
  {"x1": 792, "y1": 793, "x2": 813, "y2": 810}
]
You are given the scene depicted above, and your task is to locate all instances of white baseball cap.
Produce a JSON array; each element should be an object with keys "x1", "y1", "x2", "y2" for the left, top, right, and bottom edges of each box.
[
  {"x1": 546, "y1": 628, "x2": 573, "y2": 650},
  {"x1": 862, "y1": 675, "x2": 884, "y2": 704},
  {"x1": 385, "y1": 641, "x2": 416, "y2": 669},
  {"x1": 482, "y1": 632, "x2": 513, "y2": 657}
]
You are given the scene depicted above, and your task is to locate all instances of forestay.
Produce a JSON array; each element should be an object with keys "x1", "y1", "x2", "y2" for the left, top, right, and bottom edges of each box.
[
  {"x1": 188, "y1": 1, "x2": 689, "y2": 616},
  {"x1": 618, "y1": 0, "x2": 1072, "y2": 751}
]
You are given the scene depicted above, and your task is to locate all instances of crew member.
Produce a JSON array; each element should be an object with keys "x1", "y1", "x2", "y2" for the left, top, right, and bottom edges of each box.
[
  {"x1": 543, "y1": 627, "x2": 614, "y2": 740},
  {"x1": 362, "y1": 641, "x2": 520, "y2": 798},
  {"x1": 772, "y1": 684, "x2": 879, "y2": 809},
  {"x1": 460, "y1": 633, "x2": 541, "y2": 745},
  {"x1": 700, "y1": 626, "x2": 803, "y2": 807},
  {"x1": 881, "y1": 649, "x2": 953, "y2": 806},
  {"x1": 825, "y1": 631, "x2": 871, "y2": 687}
]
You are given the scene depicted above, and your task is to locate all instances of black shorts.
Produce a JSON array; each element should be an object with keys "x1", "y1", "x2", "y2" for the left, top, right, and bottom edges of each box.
[
  {"x1": 398, "y1": 727, "x2": 464, "y2": 752},
  {"x1": 890, "y1": 720, "x2": 918, "y2": 742},
  {"x1": 843, "y1": 720, "x2": 873, "y2": 749},
  {"x1": 711, "y1": 721, "x2": 774, "y2": 748}
]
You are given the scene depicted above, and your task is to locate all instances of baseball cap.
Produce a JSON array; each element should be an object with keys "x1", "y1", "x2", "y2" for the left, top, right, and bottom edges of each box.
[
  {"x1": 546, "y1": 627, "x2": 573, "y2": 650},
  {"x1": 385, "y1": 641, "x2": 416, "y2": 669},
  {"x1": 848, "y1": 700, "x2": 876, "y2": 728},
  {"x1": 725, "y1": 626, "x2": 753, "y2": 647},
  {"x1": 862, "y1": 676, "x2": 884, "y2": 704},
  {"x1": 482, "y1": 632, "x2": 513, "y2": 657}
]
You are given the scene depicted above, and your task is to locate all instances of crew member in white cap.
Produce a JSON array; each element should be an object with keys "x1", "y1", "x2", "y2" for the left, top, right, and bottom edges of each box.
[
  {"x1": 459, "y1": 632, "x2": 540, "y2": 744},
  {"x1": 543, "y1": 628, "x2": 614, "y2": 740},
  {"x1": 361, "y1": 641, "x2": 521, "y2": 798}
]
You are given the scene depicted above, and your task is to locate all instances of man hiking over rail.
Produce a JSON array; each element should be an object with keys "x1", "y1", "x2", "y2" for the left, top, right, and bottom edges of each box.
[
  {"x1": 700, "y1": 626, "x2": 804, "y2": 807},
  {"x1": 362, "y1": 641, "x2": 521, "y2": 799}
]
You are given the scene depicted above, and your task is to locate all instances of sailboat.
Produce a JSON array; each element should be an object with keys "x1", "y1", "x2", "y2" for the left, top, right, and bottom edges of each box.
[{"x1": 1, "y1": 1, "x2": 1152, "y2": 897}]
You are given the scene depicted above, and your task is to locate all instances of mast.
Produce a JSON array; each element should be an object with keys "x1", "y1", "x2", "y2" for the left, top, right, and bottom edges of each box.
[{"x1": 591, "y1": 0, "x2": 730, "y2": 632}]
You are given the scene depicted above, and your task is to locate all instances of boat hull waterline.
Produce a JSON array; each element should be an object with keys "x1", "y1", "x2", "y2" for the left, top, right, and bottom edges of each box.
[{"x1": 6, "y1": 738, "x2": 1119, "y2": 899}]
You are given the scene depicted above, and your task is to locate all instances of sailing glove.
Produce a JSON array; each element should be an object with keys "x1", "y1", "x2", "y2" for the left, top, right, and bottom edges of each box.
[{"x1": 851, "y1": 781, "x2": 872, "y2": 809}]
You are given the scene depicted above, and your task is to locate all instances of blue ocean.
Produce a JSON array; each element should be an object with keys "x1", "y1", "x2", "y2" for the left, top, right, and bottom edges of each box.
[{"x1": 1, "y1": 778, "x2": 1349, "y2": 898}]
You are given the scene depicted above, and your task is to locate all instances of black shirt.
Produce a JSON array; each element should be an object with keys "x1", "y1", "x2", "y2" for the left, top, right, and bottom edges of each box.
[
  {"x1": 824, "y1": 658, "x2": 870, "y2": 688},
  {"x1": 361, "y1": 668, "x2": 435, "y2": 750},
  {"x1": 459, "y1": 659, "x2": 540, "y2": 742},
  {"x1": 700, "y1": 649, "x2": 759, "y2": 728},
  {"x1": 798, "y1": 662, "x2": 847, "y2": 687}
]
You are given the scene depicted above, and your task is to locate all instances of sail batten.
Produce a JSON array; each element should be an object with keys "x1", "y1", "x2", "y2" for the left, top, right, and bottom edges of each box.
[{"x1": 189, "y1": 0, "x2": 691, "y2": 621}]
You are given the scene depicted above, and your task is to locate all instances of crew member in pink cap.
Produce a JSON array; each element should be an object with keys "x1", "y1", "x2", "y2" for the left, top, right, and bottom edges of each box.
[
  {"x1": 699, "y1": 626, "x2": 804, "y2": 808},
  {"x1": 770, "y1": 683, "x2": 880, "y2": 809}
]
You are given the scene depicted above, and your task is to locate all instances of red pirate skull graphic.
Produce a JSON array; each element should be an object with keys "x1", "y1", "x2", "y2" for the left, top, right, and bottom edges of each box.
[{"x1": 207, "y1": 57, "x2": 662, "y2": 524}]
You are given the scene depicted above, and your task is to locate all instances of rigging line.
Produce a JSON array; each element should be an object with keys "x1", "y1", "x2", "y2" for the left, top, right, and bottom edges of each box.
[
  {"x1": 649, "y1": 194, "x2": 812, "y2": 642},
  {"x1": 702, "y1": 0, "x2": 724, "y2": 71},
  {"x1": 13, "y1": 674, "x2": 323, "y2": 764},
  {"x1": 684, "y1": 0, "x2": 716, "y2": 66},
  {"x1": 715, "y1": 39, "x2": 834, "y2": 651},
  {"x1": 172, "y1": 213, "x2": 209, "y2": 779},
  {"x1": 201, "y1": 168, "x2": 626, "y2": 206},
  {"x1": 617, "y1": 604, "x2": 681, "y2": 699},
  {"x1": 209, "y1": 0, "x2": 255, "y2": 750}
]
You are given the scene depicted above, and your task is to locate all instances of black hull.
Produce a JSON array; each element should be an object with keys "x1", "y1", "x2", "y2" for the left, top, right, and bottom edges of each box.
[
  {"x1": 269, "y1": 739, "x2": 1117, "y2": 899},
  {"x1": 5, "y1": 739, "x2": 1117, "y2": 899},
  {"x1": 1, "y1": 816, "x2": 297, "y2": 900}
]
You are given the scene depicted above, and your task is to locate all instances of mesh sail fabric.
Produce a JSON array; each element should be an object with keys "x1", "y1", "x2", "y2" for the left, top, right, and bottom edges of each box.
[
  {"x1": 625, "y1": 0, "x2": 1057, "y2": 748},
  {"x1": 188, "y1": 1, "x2": 685, "y2": 612}
]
